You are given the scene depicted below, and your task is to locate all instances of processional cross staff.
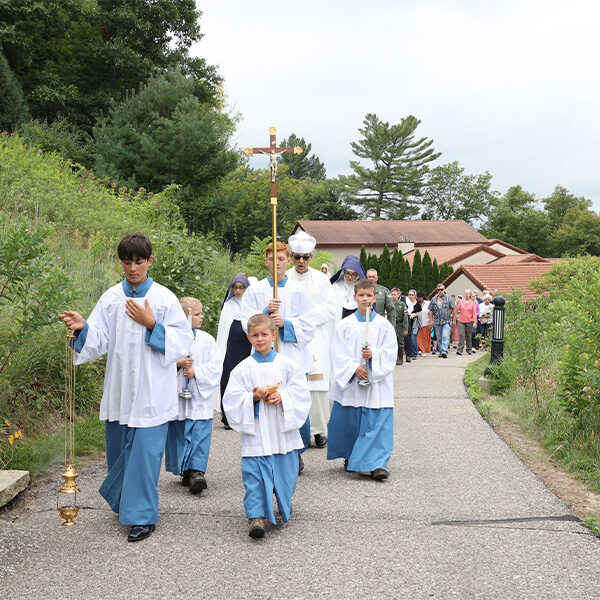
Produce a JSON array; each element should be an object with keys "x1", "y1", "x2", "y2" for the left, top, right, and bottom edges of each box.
[{"x1": 244, "y1": 127, "x2": 302, "y2": 349}]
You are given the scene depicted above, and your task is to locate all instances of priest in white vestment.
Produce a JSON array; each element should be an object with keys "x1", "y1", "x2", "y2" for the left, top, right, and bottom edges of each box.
[{"x1": 286, "y1": 231, "x2": 337, "y2": 448}]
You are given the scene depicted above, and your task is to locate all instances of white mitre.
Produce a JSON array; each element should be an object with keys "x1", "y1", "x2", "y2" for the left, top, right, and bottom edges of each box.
[{"x1": 288, "y1": 230, "x2": 316, "y2": 254}]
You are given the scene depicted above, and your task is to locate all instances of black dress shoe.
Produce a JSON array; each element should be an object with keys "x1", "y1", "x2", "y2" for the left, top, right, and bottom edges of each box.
[
  {"x1": 343, "y1": 459, "x2": 350, "y2": 472},
  {"x1": 188, "y1": 470, "x2": 207, "y2": 494},
  {"x1": 128, "y1": 524, "x2": 155, "y2": 542},
  {"x1": 181, "y1": 470, "x2": 191, "y2": 486},
  {"x1": 405, "y1": 356, "x2": 411, "y2": 363},
  {"x1": 370, "y1": 468, "x2": 389, "y2": 480},
  {"x1": 298, "y1": 454, "x2": 305, "y2": 474},
  {"x1": 314, "y1": 434, "x2": 327, "y2": 448}
]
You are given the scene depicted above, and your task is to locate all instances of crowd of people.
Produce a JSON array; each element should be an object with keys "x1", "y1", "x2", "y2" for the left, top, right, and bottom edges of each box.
[{"x1": 58, "y1": 234, "x2": 493, "y2": 543}]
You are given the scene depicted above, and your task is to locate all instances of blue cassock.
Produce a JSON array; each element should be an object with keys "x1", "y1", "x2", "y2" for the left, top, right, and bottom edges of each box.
[{"x1": 90, "y1": 278, "x2": 168, "y2": 526}]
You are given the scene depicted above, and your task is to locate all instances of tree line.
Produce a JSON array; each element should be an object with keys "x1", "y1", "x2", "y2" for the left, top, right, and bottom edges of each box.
[
  {"x1": 359, "y1": 245, "x2": 453, "y2": 295},
  {"x1": 1, "y1": 1, "x2": 598, "y2": 259}
]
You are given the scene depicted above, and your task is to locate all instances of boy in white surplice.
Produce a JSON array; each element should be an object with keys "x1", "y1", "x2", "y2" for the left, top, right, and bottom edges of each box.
[
  {"x1": 59, "y1": 233, "x2": 193, "y2": 542},
  {"x1": 327, "y1": 279, "x2": 397, "y2": 480},
  {"x1": 223, "y1": 313, "x2": 311, "y2": 539}
]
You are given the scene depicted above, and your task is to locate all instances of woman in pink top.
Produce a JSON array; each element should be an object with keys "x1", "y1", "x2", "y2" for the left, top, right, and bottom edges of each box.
[{"x1": 455, "y1": 290, "x2": 478, "y2": 355}]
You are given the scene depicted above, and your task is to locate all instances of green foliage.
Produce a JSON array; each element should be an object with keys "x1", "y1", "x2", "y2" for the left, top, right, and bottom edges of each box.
[
  {"x1": 93, "y1": 69, "x2": 238, "y2": 201},
  {"x1": 0, "y1": 49, "x2": 28, "y2": 132},
  {"x1": 411, "y1": 249, "x2": 426, "y2": 292},
  {"x1": 280, "y1": 133, "x2": 326, "y2": 180},
  {"x1": 359, "y1": 245, "x2": 368, "y2": 273},
  {"x1": 422, "y1": 250, "x2": 433, "y2": 294},
  {"x1": 244, "y1": 236, "x2": 271, "y2": 280},
  {"x1": 543, "y1": 185, "x2": 591, "y2": 231},
  {"x1": 340, "y1": 113, "x2": 440, "y2": 219},
  {"x1": 389, "y1": 249, "x2": 401, "y2": 289},
  {"x1": 378, "y1": 245, "x2": 392, "y2": 288},
  {"x1": 548, "y1": 207, "x2": 600, "y2": 257},
  {"x1": 0, "y1": 0, "x2": 220, "y2": 130},
  {"x1": 439, "y1": 262, "x2": 453, "y2": 282},
  {"x1": 431, "y1": 258, "x2": 440, "y2": 290},
  {"x1": 0, "y1": 218, "x2": 79, "y2": 378},
  {"x1": 421, "y1": 161, "x2": 496, "y2": 226},
  {"x1": 310, "y1": 251, "x2": 337, "y2": 274},
  {"x1": 399, "y1": 257, "x2": 411, "y2": 293},
  {"x1": 19, "y1": 117, "x2": 92, "y2": 166}
]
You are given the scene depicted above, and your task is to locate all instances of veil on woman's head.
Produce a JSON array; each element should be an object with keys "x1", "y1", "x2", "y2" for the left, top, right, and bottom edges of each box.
[
  {"x1": 223, "y1": 273, "x2": 251, "y2": 305},
  {"x1": 330, "y1": 255, "x2": 366, "y2": 285}
]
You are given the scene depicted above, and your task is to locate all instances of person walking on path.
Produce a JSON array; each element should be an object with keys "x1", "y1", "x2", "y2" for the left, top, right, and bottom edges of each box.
[
  {"x1": 455, "y1": 290, "x2": 478, "y2": 355},
  {"x1": 415, "y1": 292, "x2": 432, "y2": 355},
  {"x1": 366, "y1": 268, "x2": 396, "y2": 329},
  {"x1": 428, "y1": 284, "x2": 456, "y2": 359}
]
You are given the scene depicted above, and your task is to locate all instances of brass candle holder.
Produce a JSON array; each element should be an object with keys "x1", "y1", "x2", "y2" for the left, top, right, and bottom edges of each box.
[{"x1": 57, "y1": 331, "x2": 80, "y2": 526}]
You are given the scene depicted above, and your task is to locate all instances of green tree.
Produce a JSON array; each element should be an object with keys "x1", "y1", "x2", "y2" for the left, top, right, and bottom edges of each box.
[
  {"x1": 93, "y1": 70, "x2": 237, "y2": 204},
  {"x1": 279, "y1": 133, "x2": 326, "y2": 180},
  {"x1": 420, "y1": 161, "x2": 496, "y2": 225},
  {"x1": 0, "y1": 0, "x2": 220, "y2": 130},
  {"x1": 0, "y1": 50, "x2": 27, "y2": 132},
  {"x1": 549, "y1": 208, "x2": 600, "y2": 257},
  {"x1": 340, "y1": 113, "x2": 440, "y2": 219},
  {"x1": 400, "y1": 257, "x2": 411, "y2": 293},
  {"x1": 367, "y1": 253, "x2": 379, "y2": 272},
  {"x1": 411, "y1": 250, "x2": 426, "y2": 291},
  {"x1": 543, "y1": 185, "x2": 591, "y2": 231},
  {"x1": 422, "y1": 250, "x2": 433, "y2": 294},
  {"x1": 378, "y1": 245, "x2": 392, "y2": 288},
  {"x1": 359, "y1": 245, "x2": 368, "y2": 273},
  {"x1": 439, "y1": 262, "x2": 453, "y2": 282},
  {"x1": 480, "y1": 185, "x2": 551, "y2": 256},
  {"x1": 431, "y1": 258, "x2": 440, "y2": 291}
]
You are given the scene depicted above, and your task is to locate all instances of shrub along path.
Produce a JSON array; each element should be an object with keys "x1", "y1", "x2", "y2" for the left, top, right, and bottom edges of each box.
[{"x1": 1, "y1": 352, "x2": 599, "y2": 599}]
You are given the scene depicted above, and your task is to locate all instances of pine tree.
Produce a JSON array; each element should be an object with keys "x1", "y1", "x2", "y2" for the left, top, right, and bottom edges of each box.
[
  {"x1": 367, "y1": 253, "x2": 378, "y2": 272},
  {"x1": 0, "y1": 50, "x2": 28, "y2": 132},
  {"x1": 422, "y1": 250, "x2": 433, "y2": 294},
  {"x1": 411, "y1": 249, "x2": 426, "y2": 292},
  {"x1": 378, "y1": 245, "x2": 391, "y2": 288},
  {"x1": 389, "y1": 249, "x2": 401, "y2": 288},
  {"x1": 439, "y1": 262, "x2": 453, "y2": 282},
  {"x1": 359, "y1": 245, "x2": 368, "y2": 273},
  {"x1": 431, "y1": 259, "x2": 441, "y2": 292},
  {"x1": 400, "y1": 258, "x2": 411, "y2": 293}
]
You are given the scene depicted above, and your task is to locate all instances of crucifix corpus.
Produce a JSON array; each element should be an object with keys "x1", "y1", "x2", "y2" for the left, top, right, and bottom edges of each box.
[{"x1": 244, "y1": 127, "x2": 302, "y2": 349}]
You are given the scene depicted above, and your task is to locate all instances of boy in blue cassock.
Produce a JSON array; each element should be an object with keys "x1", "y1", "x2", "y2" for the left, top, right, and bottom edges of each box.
[
  {"x1": 327, "y1": 279, "x2": 397, "y2": 480},
  {"x1": 59, "y1": 233, "x2": 193, "y2": 542},
  {"x1": 164, "y1": 296, "x2": 222, "y2": 493},
  {"x1": 223, "y1": 313, "x2": 311, "y2": 539}
]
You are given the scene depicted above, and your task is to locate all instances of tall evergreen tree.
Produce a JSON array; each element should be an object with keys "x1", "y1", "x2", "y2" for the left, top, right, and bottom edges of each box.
[
  {"x1": 411, "y1": 250, "x2": 426, "y2": 292},
  {"x1": 439, "y1": 262, "x2": 453, "y2": 282},
  {"x1": 422, "y1": 250, "x2": 433, "y2": 294},
  {"x1": 378, "y1": 245, "x2": 392, "y2": 288},
  {"x1": 389, "y1": 253, "x2": 401, "y2": 289},
  {"x1": 0, "y1": 50, "x2": 28, "y2": 132},
  {"x1": 431, "y1": 258, "x2": 441, "y2": 291},
  {"x1": 340, "y1": 113, "x2": 440, "y2": 219},
  {"x1": 280, "y1": 133, "x2": 326, "y2": 180},
  {"x1": 367, "y1": 253, "x2": 379, "y2": 272},
  {"x1": 359, "y1": 245, "x2": 368, "y2": 273},
  {"x1": 400, "y1": 258, "x2": 411, "y2": 293}
]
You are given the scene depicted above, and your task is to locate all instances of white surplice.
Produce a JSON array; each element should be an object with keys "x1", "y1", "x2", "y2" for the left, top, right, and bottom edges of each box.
[
  {"x1": 175, "y1": 330, "x2": 222, "y2": 421},
  {"x1": 329, "y1": 311, "x2": 397, "y2": 409},
  {"x1": 75, "y1": 282, "x2": 193, "y2": 427},
  {"x1": 331, "y1": 279, "x2": 358, "y2": 321},
  {"x1": 240, "y1": 277, "x2": 315, "y2": 373},
  {"x1": 223, "y1": 353, "x2": 312, "y2": 456}
]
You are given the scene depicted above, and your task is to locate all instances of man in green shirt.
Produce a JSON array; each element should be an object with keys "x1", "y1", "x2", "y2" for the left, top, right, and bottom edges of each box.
[
  {"x1": 366, "y1": 269, "x2": 396, "y2": 328},
  {"x1": 391, "y1": 287, "x2": 409, "y2": 364}
]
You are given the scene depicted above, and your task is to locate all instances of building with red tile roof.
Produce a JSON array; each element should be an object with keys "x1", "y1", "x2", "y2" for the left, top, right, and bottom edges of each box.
[{"x1": 441, "y1": 263, "x2": 556, "y2": 300}]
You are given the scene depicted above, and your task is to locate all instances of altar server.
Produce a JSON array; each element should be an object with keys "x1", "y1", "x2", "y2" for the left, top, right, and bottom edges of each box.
[
  {"x1": 287, "y1": 231, "x2": 337, "y2": 449},
  {"x1": 223, "y1": 313, "x2": 311, "y2": 538},
  {"x1": 327, "y1": 278, "x2": 397, "y2": 480},
  {"x1": 165, "y1": 297, "x2": 222, "y2": 494},
  {"x1": 214, "y1": 273, "x2": 251, "y2": 423},
  {"x1": 59, "y1": 233, "x2": 193, "y2": 542},
  {"x1": 240, "y1": 241, "x2": 315, "y2": 472}
]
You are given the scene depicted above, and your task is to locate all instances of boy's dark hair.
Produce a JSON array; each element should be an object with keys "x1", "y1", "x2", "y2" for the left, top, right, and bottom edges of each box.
[
  {"x1": 354, "y1": 279, "x2": 376, "y2": 294},
  {"x1": 416, "y1": 291, "x2": 425, "y2": 298},
  {"x1": 118, "y1": 233, "x2": 152, "y2": 260}
]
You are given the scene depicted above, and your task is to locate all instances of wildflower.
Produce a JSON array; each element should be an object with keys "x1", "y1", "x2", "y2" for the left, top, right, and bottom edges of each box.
[{"x1": 8, "y1": 435, "x2": 14, "y2": 445}]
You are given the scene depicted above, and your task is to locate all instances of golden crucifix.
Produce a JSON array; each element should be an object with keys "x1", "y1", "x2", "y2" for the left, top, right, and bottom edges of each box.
[{"x1": 244, "y1": 127, "x2": 302, "y2": 349}]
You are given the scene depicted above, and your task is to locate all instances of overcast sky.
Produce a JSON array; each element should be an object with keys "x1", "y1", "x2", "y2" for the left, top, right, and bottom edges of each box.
[{"x1": 192, "y1": 1, "x2": 600, "y2": 208}]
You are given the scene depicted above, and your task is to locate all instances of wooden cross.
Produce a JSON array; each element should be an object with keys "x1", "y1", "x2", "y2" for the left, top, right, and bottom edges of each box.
[{"x1": 244, "y1": 127, "x2": 302, "y2": 349}]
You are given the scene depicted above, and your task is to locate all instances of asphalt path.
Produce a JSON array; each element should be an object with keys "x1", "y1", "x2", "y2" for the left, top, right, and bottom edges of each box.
[{"x1": 2, "y1": 351, "x2": 600, "y2": 599}]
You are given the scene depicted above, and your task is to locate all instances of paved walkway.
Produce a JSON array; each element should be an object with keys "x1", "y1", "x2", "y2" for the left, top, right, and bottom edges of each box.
[{"x1": 2, "y1": 352, "x2": 600, "y2": 599}]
